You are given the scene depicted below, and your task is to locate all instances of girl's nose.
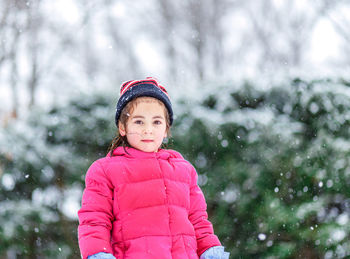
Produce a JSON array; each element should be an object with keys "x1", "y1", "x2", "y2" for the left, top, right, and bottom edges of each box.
[{"x1": 143, "y1": 124, "x2": 153, "y2": 134}]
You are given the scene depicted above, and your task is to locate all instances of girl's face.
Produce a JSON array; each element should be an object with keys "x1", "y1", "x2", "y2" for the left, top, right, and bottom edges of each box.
[{"x1": 118, "y1": 99, "x2": 168, "y2": 152}]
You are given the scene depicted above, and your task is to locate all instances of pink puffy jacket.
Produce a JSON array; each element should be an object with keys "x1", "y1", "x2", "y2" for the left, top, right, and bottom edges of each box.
[{"x1": 78, "y1": 147, "x2": 221, "y2": 259}]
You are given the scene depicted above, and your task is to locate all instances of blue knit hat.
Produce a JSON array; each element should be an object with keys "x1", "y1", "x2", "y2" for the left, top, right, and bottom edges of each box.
[{"x1": 115, "y1": 77, "x2": 173, "y2": 126}]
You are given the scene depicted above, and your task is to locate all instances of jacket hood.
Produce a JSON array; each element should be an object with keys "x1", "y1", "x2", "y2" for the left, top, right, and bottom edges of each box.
[{"x1": 110, "y1": 146, "x2": 184, "y2": 160}]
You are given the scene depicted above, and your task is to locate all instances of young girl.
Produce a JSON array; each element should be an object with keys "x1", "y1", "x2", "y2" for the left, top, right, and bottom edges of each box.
[{"x1": 78, "y1": 78, "x2": 230, "y2": 259}]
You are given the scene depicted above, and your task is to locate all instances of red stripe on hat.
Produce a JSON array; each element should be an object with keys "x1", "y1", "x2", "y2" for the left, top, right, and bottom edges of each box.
[
  {"x1": 119, "y1": 78, "x2": 169, "y2": 97},
  {"x1": 120, "y1": 80, "x2": 133, "y2": 94}
]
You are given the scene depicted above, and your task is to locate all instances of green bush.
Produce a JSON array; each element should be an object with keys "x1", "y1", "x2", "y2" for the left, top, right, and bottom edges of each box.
[{"x1": 1, "y1": 78, "x2": 350, "y2": 258}]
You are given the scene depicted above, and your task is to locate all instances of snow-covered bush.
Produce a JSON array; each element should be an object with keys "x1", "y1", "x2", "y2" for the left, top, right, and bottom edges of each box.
[{"x1": 1, "y1": 77, "x2": 350, "y2": 258}]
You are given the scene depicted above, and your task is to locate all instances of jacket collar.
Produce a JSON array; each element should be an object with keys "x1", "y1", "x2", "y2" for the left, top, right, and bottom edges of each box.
[{"x1": 111, "y1": 146, "x2": 183, "y2": 160}]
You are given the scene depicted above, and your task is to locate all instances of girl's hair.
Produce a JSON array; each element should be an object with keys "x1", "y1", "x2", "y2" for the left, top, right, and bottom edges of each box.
[{"x1": 107, "y1": 97, "x2": 171, "y2": 156}]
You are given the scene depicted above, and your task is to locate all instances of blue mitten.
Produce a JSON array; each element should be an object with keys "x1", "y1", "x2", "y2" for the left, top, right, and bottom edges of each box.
[
  {"x1": 87, "y1": 252, "x2": 116, "y2": 259},
  {"x1": 200, "y1": 246, "x2": 230, "y2": 259}
]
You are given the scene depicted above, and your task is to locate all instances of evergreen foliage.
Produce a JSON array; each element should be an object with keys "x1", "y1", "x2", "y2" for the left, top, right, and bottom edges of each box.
[{"x1": 1, "y1": 78, "x2": 350, "y2": 258}]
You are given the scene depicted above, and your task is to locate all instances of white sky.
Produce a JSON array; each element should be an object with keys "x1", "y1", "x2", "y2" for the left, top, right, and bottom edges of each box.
[
  {"x1": 310, "y1": 18, "x2": 341, "y2": 64},
  {"x1": 0, "y1": 1, "x2": 347, "y2": 118}
]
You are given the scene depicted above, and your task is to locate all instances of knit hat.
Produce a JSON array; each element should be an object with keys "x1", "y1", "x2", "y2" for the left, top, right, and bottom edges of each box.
[{"x1": 115, "y1": 77, "x2": 173, "y2": 126}]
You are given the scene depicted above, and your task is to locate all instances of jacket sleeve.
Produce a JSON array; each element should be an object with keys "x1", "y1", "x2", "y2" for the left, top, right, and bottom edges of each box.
[
  {"x1": 78, "y1": 161, "x2": 114, "y2": 259},
  {"x1": 188, "y1": 166, "x2": 221, "y2": 256}
]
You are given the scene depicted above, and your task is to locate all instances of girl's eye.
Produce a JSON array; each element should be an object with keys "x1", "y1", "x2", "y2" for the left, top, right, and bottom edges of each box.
[
  {"x1": 154, "y1": 120, "x2": 162, "y2": 125},
  {"x1": 134, "y1": 120, "x2": 143, "y2": 125}
]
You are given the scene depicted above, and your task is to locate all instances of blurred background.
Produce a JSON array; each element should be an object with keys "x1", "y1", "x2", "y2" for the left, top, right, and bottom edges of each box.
[{"x1": 1, "y1": 0, "x2": 350, "y2": 258}]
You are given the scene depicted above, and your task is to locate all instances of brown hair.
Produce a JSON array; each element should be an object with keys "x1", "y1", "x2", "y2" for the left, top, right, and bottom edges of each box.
[{"x1": 107, "y1": 97, "x2": 171, "y2": 156}]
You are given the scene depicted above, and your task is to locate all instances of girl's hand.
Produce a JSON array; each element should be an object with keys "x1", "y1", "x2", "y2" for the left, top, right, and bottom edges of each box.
[
  {"x1": 87, "y1": 252, "x2": 116, "y2": 259},
  {"x1": 200, "y1": 246, "x2": 230, "y2": 259}
]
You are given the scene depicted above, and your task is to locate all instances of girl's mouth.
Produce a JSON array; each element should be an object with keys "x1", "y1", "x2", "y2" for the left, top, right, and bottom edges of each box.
[{"x1": 141, "y1": 140, "x2": 154, "y2": 142}]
